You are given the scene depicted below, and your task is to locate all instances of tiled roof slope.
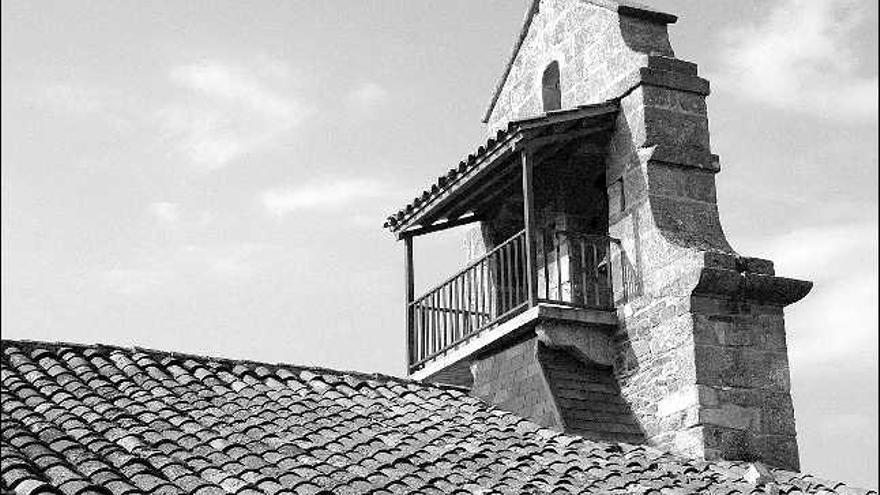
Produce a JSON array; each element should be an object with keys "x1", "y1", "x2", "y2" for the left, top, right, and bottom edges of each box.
[{"x1": 1, "y1": 340, "x2": 874, "y2": 495}]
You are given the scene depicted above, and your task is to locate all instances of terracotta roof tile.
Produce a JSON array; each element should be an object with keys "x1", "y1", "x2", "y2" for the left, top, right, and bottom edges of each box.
[{"x1": 1, "y1": 340, "x2": 875, "y2": 495}]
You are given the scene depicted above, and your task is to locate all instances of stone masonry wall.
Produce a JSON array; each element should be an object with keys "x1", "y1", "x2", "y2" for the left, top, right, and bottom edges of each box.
[
  {"x1": 485, "y1": 0, "x2": 672, "y2": 136},
  {"x1": 690, "y1": 295, "x2": 799, "y2": 469},
  {"x1": 470, "y1": 337, "x2": 563, "y2": 430},
  {"x1": 478, "y1": 0, "x2": 811, "y2": 471},
  {"x1": 470, "y1": 328, "x2": 647, "y2": 445}
]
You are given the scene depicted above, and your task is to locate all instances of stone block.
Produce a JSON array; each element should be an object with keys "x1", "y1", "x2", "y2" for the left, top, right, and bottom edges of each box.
[
  {"x1": 639, "y1": 67, "x2": 711, "y2": 96},
  {"x1": 696, "y1": 385, "x2": 718, "y2": 407},
  {"x1": 692, "y1": 314, "x2": 728, "y2": 346},
  {"x1": 693, "y1": 345, "x2": 732, "y2": 387},
  {"x1": 761, "y1": 393, "x2": 797, "y2": 436},
  {"x1": 700, "y1": 403, "x2": 761, "y2": 431},
  {"x1": 756, "y1": 315, "x2": 787, "y2": 350},
  {"x1": 737, "y1": 257, "x2": 775, "y2": 276},
  {"x1": 646, "y1": 55, "x2": 698, "y2": 76},
  {"x1": 617, "y1": 15, "x2": 674, "y2": 54},
  {"x1": 755, "y1": 434, "x2": 800, "y2": 472},
  {"x1": 702, "y1": 425, "x2": 755, "y2": 462},
  {"x1": 656, "y1": 385, "x2": 698, "y2": 416}
]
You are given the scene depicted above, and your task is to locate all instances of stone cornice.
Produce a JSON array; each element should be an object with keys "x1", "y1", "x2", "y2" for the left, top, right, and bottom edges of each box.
[{"x1": 693, "y1": 267, "x2": 813, "y2": 307}]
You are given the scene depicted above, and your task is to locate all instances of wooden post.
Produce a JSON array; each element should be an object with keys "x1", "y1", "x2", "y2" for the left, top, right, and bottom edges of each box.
[
  {"x1": 404, "y1": 235, "x2": 415, "y2": 374},
  {"x1": 521, "y1": 150, "x2": 539, "y2": 307}
]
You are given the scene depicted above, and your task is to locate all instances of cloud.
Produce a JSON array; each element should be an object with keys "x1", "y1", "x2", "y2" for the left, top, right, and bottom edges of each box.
[
  {"x1": 34, "y1": 83, "x2": 136, "y2": 131},
  {"x1": 715, "y1": 0, "x2": 878, "y2": 122},
  {"x1": 40, "y1": 84, "x2": 106, "y2": 115},
  {"x1": 737, "y1": 222, "x2": 878, "y2": 365},
  {"x1": 99, "y1": 242, "x2": 286, "y2": 296},
  {"x1": 181, "y1": 243, "x2": 283, "y2": 279},
  {"x1": 148, "y1": 202, "x2": 180, "y2": 225},
  {"x1": 260, "y1": 179, "x2": 394, "y2": 216},
  {"x1": 101, "y1": 268, "x2": 174, "y2": 296},
  {"x1": 157, "y1": 60, "x2": 306, "y2": 170},
  {"x1": 347, "y1": 82, "x2": 389, "y2": 109}
]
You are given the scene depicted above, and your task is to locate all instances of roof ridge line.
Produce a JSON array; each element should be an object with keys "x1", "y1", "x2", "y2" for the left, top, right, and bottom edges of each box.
[{"x1": 0, "y1": 338, "x2": 469, "y2": 393}]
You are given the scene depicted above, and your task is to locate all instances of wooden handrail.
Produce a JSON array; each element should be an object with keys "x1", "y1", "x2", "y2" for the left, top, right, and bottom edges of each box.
[{"x1": 411, "y1": 229, "x2": 526, "y2": 306}]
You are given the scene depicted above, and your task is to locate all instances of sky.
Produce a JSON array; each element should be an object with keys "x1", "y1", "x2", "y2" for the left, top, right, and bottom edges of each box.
[{"x1": 1, "y1": 0, "x2": 877, "y2": 488}]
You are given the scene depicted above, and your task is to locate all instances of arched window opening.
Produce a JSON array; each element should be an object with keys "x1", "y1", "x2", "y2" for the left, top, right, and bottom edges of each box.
[{"x1": 542, "y1": 61, "x2": 561, "y2": 112}]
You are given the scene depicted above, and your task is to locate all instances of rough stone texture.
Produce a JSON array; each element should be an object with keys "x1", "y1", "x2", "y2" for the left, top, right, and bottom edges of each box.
[
  {"x1": 479, "y1": 0, "x2": 812, "y2": 471},
  {"x1": 470, "y1": 326, "x2": 644, "y2": 446},
  {"x1": 536, "y1": 320, "x2": 614, "y2": 366},
  {"x1": 470, "y1": 336, "x2": 564, "y2": 430},
  {"x1": 485, "y1": 0, "x2": 673, "y2": 135}
]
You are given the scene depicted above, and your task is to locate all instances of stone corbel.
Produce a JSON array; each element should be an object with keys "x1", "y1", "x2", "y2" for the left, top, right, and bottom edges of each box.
[
  {"x1": 692, "y1": 256, "x2": 813, "y2": 307},
  {"x1": 535, "y1": 321, "x2": 614, "y2": 366}
]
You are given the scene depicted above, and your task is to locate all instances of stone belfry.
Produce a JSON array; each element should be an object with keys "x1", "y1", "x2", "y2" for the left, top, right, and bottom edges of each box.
[{"x1": 385, "y1": 0, "x2": 811, "y2": 471}]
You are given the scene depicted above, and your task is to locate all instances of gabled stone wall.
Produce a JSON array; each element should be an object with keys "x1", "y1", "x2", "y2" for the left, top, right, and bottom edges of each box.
[
  {"x1": 474, "y1": 0, "x2": 812, "y2": 471},
  {"x1": 485, "y1": 0, "x2": 673, "y2": 135}
]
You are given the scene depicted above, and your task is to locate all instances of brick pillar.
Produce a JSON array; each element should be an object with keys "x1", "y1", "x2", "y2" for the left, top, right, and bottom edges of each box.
[{"x1": 605, "y1": 56, "x2": 812, "y2": 470}]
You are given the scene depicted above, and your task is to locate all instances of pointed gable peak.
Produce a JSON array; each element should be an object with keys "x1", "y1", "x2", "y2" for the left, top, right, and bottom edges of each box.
[{"x1": 482, "y1": 0, "x2": 677, "y2": 131}]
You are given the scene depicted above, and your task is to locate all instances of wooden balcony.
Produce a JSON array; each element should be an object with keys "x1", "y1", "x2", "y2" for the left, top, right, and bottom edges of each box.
[
  {"x1": 406, "y1": 229, "x2": 630, "y2": 375},
  {"x1": 386, "y1": 103, "x2": 628, "y2": 381}
]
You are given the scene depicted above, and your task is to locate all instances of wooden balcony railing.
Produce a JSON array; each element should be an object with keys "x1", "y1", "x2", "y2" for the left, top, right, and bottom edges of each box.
[
  {"x1": 538, "y1": 230, "x2": 616, "y2": 309},
  {"x1": 407, "y1": 229, "x2": 630, "y2": 372},
  {"x1": 408, "y1": 230, "x2": 528, "y2": 370}
]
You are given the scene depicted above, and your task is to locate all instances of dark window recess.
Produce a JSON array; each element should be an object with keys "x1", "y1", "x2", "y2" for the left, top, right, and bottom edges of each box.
[{"x1": 542, "y1": 61, "x2": 562, "y2": 111}]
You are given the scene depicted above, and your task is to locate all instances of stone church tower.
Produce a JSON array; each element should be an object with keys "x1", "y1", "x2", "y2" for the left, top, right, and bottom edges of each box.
[{"x1": 386, "y1": 0, "x2": 811, "y2": 472}]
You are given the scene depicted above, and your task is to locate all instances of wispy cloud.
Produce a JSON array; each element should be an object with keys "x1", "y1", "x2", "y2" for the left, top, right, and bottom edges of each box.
[
  {"x1": 148, "y1": 202, "x2": 180, "y2": 225},
  {"x1": 738, "y1": 222, "x2": 878, "y2": 365},
  {"x1": 157, "y1": 60, "x2": 307, "y2": 170},
  {"x1": 101, "y1": 268, "x2": 174, "y2": 296},
  {"x1": 99, "y1": 242, "x2": 286, "y2": 296},
  {"x1": 347, "y1": 82, "x2": 389, "y2": 109},
  {"x1": 41, "y1": 84, "x2": 106, "y2": 115},
  {"x1": 260, "y1": 178, "x2": 394, "y2": 217},
  {"x1": 715, "y1": 0, "x2": 878, "y2": 121},
  {"x1": 34, "y1": 83, "x2": 136, "y2": 131}
]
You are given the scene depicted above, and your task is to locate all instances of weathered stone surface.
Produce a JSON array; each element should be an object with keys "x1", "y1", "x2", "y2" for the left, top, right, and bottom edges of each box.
[
  {"x1": 473, "y1": 0, "x2": 812, "y2": 473},
  {"x1": 470, "y1": 333, "x2": 644, "y2": 444},
  {"x1": 535, "y1": 320, "x2": 614, "y2": 366}
]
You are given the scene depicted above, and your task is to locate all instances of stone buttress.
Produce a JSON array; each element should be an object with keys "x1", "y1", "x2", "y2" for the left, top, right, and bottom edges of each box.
[{"x1": 469, "y1": 0, "x2": 811, "y2": 471}]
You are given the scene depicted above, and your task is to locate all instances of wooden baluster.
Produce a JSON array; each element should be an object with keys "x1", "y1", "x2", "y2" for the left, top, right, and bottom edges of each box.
[
  {"x1": 467, "y1": 267, "x2": 474, "y2": 334},
  {"x1": 544, "y1": 231, "x2": 550, "y2": 302},
  {"x1": 435, "y1": 285, "x2": 449, "y2": 352},
  {"x1": 404, "y1": 237, "x2": 414, "y2": 371},
  {"x1": 448, "y1": 283, "x2": 454, "y2": 344},
  {"x1": 464, "y1": 268, "x2": 470, "y2": 335},
  {"x1": 481, "y1": 260, "x2": 487, "y2": 324},
  {"x1": 513, "y1": 233, "x2": 521, "y2": 306},
  {"x1": 454, "y1": 277, "x2": 461, "y2": 341},
  {"x1": 486, "y1": 258, "x2": 493, "y2": 319},
  {"x1": 500, "y1": 246, "x2": 507, "y2": 313},
  {"x1": 555, "y1": 233, "x2": 562, "y2": 302},
  {"x1": 522, "y1": 151, "x2": 538, "y2": 307},
  {"x1": 510, "y1": 242, "x2": 515, "y2": 310},
  {"x1": 592, "y1": 242, "x2": 599, "y2": 308},
  {"x1": 428, "y1": 291, "x2": 440, "y2": 354},
  {"x1": 606, "y1": 240, "x2": 614, "y2": 307},
  {"x1": 422, "y1": 299, "x2": 427, "y2": 359}
]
